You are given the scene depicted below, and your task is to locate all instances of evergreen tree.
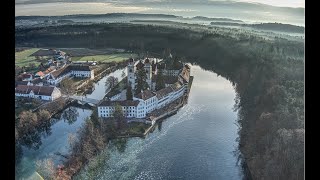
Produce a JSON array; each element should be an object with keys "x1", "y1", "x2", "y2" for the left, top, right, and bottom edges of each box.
[
  {"x1": 113, "y1": 104, "x2": 125, "y2": 130},
  {"x1": 172, "y1": 57, "x2": 181, "y2": 70},
  {"x1": 155, "y1": 72, "x2": 165, "y2": 91},
  {"x1": 134, "y1": 68, "x2": 149, "y2": 95}
]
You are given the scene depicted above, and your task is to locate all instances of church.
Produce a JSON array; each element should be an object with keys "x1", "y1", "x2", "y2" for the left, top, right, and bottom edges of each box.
[{"x1": 127, "y1": 57, "x2": 158, "y2": 91}]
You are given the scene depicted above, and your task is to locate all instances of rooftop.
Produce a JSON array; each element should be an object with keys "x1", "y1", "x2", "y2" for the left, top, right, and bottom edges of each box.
[
  {"x1": 170, "y1": 81, "x2": 183, "y2": 91},
  {"x1": 155, "y1": 86, "x2": 174, "y2": 99},
  {"x1": 20, "y1": 73, "x2": 33, "y2": 79},
  {"x1": 51, "y1": 64, "x2": 92, "y2": 78},
  {"x1": 180, "y1": 65, "x2": 190, "y2": 83},
  {"x1": 15, "y1": 85, "x2": 57, "y2": 96},
  {"x1": 35, "y1": 71, "x2": 45, "y2": 77},
  {"x1": 136, "y1": 89, "x2": 155, "y2": 100},
  {"x1": 31, "y1": 78, "x2": 44, "y2": 85},
  {"x1": 99, "y1": 100, "x2": 140, "y2": 107}
]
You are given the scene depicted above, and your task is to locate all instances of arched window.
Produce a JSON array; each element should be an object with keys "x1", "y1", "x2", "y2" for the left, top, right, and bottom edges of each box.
[{"x1": 129, "y1": 69, "x2": 133, "y2": 73}]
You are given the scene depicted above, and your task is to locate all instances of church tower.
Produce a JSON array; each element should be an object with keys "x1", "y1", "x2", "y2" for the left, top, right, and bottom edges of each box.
[
  {"x1": 127, "y1": 58, "x2": 135, "y2": 90},
  {"x1": 144, "y1": 58, "x2": 152, "y2": 89}
]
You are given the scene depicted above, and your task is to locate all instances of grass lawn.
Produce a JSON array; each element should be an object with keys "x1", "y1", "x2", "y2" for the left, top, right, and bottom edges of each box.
[
  {"x1": 15, "y1": 48, "x2": 40, "y2": 67},
  {"x1": 72, "y1": 53, "x2": 138, "y2": 63},
  {"x1": 125, "y1": 122, "x2": 151, "y2": 134}
]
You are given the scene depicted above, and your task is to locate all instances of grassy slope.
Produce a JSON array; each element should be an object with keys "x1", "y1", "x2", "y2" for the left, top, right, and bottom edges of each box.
[
  {"x1": 72, "y1": 53, "x2": 137, "y2": 63},
  {"x1": 15, "y1": 48, "x2": 40, "y2": 67}
]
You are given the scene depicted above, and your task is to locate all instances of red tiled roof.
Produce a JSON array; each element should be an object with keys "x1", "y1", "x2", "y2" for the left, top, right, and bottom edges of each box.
[{"x1": 35, "y1": 71, "x2": 45, "y2": 77}]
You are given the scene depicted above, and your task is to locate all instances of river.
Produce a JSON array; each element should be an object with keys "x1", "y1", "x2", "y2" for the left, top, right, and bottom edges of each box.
[
  {"x1": 16, "y1": 65, "x2": 245, "y2": 179},
  {"x1": 76, "y1": 65, "x2": 244, "y2": 179},
  {"x1": 15, "y1": 68, "x2": 126, "y2": 180}
]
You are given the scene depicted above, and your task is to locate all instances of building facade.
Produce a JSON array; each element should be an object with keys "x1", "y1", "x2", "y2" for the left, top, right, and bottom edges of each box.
[
  {"x1": 98, "y1": 100, "x2": 142, "y2": 118},
  {"x1": 46, "y1": 64, "x2": 94, "y2": 85},
  {"x1": 15, "y1": 85, "x2": 61, "y2": 101}
]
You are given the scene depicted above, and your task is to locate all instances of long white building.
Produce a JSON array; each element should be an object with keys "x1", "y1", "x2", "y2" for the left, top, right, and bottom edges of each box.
[
  {"x1": 98, "y1": 81, "x2": 186, "y2": 119},
  {"x1": 15, "y1": 85, "x2": 61, "y2": 101},
  {"x1": 46, "y1": 64, "x2": 94, "y2": 85},
  {"x1": 98, "y1": 100, "x2": 145, "y2": 118}
]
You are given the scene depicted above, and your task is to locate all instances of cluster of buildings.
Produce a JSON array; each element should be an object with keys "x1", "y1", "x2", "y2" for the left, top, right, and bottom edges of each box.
[
  {"x1": 98, "y1": 58, "x2": 191, "y2": 119},
  {"x1": 15, "y1": 56, "x2": 95, "y2": 101}
]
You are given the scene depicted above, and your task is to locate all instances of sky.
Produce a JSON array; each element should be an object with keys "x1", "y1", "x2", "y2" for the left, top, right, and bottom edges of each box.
[
  {"x1": 236, "y1": 0, "x2": 304, "y2": 8},
  {"x1": 15, "y1": 0, "x2": 305, "y2": 8},
  {"x1": 15, "y1": 0, "x2": 304, "y2": 26}
]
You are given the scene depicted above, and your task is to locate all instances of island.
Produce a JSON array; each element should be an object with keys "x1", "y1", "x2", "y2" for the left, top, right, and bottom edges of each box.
[{"x1": 98, "y1": 56, "x2": 193, "y2": 135}]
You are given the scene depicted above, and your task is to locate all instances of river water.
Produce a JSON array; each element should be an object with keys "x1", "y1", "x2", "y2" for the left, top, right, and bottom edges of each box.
[
  {"x1": 16, "y1": 65, "x2": 244, "y2": 179},
  {"x1": 76, "y1": 65, "x2": 244, "y2": 179}
]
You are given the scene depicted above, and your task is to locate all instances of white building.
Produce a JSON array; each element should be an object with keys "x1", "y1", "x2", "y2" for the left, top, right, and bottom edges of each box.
[
  {"x1": 70, "y1": 66, "x2": 94, "y2": 79},
  {"x1": 134, "y1": 89, "x2": 158, "y2": 114},
  {"x1": 98, "y1": 100, "x2": 143, "y2": 118},
  {"x1": 46, "y1": 64, "x2": 94, "y2": 85},
  {"x1": 15, "y1": 85, "x2": 61, "y2": 101}
]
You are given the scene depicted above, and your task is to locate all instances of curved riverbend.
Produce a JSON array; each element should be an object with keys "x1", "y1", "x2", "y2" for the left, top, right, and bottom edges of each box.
[{"x1": 76, "y1": 65, "x2": 244, "y2": 179}]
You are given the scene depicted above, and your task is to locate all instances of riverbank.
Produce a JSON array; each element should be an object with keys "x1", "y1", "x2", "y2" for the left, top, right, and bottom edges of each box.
[{"x1": 75, "y1": 61, "x2": 128, "y2": 96}]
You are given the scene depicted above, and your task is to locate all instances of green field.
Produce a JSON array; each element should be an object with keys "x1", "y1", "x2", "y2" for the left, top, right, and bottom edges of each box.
[
  {"x1": 15, "y1": 48, "x2": 40, "y2": 67},
  {"x1": 71, "y1": 53, "x2": 137, "y2": 63}
]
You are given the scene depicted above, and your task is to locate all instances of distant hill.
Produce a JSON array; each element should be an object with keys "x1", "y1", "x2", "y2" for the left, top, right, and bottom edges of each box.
[
  {"x1": 249, "y1": 23, "x2": 304, "y2": 33},
  {"x1": 15, "y1": 13, "x2": 181, "y2": 20},
  {"x1": 210, "y1": 22, "x2": 304, "y2": 33},
  {"x1": 191, "y1": 16, "x2": 243, "y2": 23}
]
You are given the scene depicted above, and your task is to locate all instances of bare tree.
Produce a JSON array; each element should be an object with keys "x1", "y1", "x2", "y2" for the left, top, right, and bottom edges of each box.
[
  {"x1": 37, "y1": 109, "x2": 51, "y2": 124},
  {"x1": 35, "y1": 158, "x2": 56, "y2": 180},
  {"x1": 121, "y1": 70, "x2": 126, "y2": 78},
  {"x1": 18, "y1": 111, "x2": 38, "y2": 132},
  {"x1": 60, "y1": 78, "x2": 76, "y2": 97},
  {"x1": 105, "y1": 76, "x2": 118, "y2": 91}
]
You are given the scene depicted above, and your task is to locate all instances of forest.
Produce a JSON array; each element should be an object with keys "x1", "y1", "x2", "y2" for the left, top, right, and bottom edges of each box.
[{"x1": 15, "y1": 22, "x2": 304, "y2": 180}]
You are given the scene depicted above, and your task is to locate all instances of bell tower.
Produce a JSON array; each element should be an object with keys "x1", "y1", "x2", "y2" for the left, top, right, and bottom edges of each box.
[
  {"x1": 127, "y1": 58, "x2": 135, "y2": 90},
  {"x1": 144, "y1": 58, "x2": 152, "y2": 89}
]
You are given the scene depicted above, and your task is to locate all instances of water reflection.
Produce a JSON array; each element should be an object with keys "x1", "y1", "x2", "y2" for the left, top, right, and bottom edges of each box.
[
  {"x1": 62, "y1": 107, "x2": 80, "y2": 125},
  {"x1": 18, "y1": 119, "x2": 52, "y2": 150},
  {"x1": 111, "y1": 138, "x2": 128, "y2": 153},
  {"x1": 157, "y1": 121, "x2": 162, "y2": 132},
  {"x1": 15, "y1": 108, "x2": 92, "y2": 180}
]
